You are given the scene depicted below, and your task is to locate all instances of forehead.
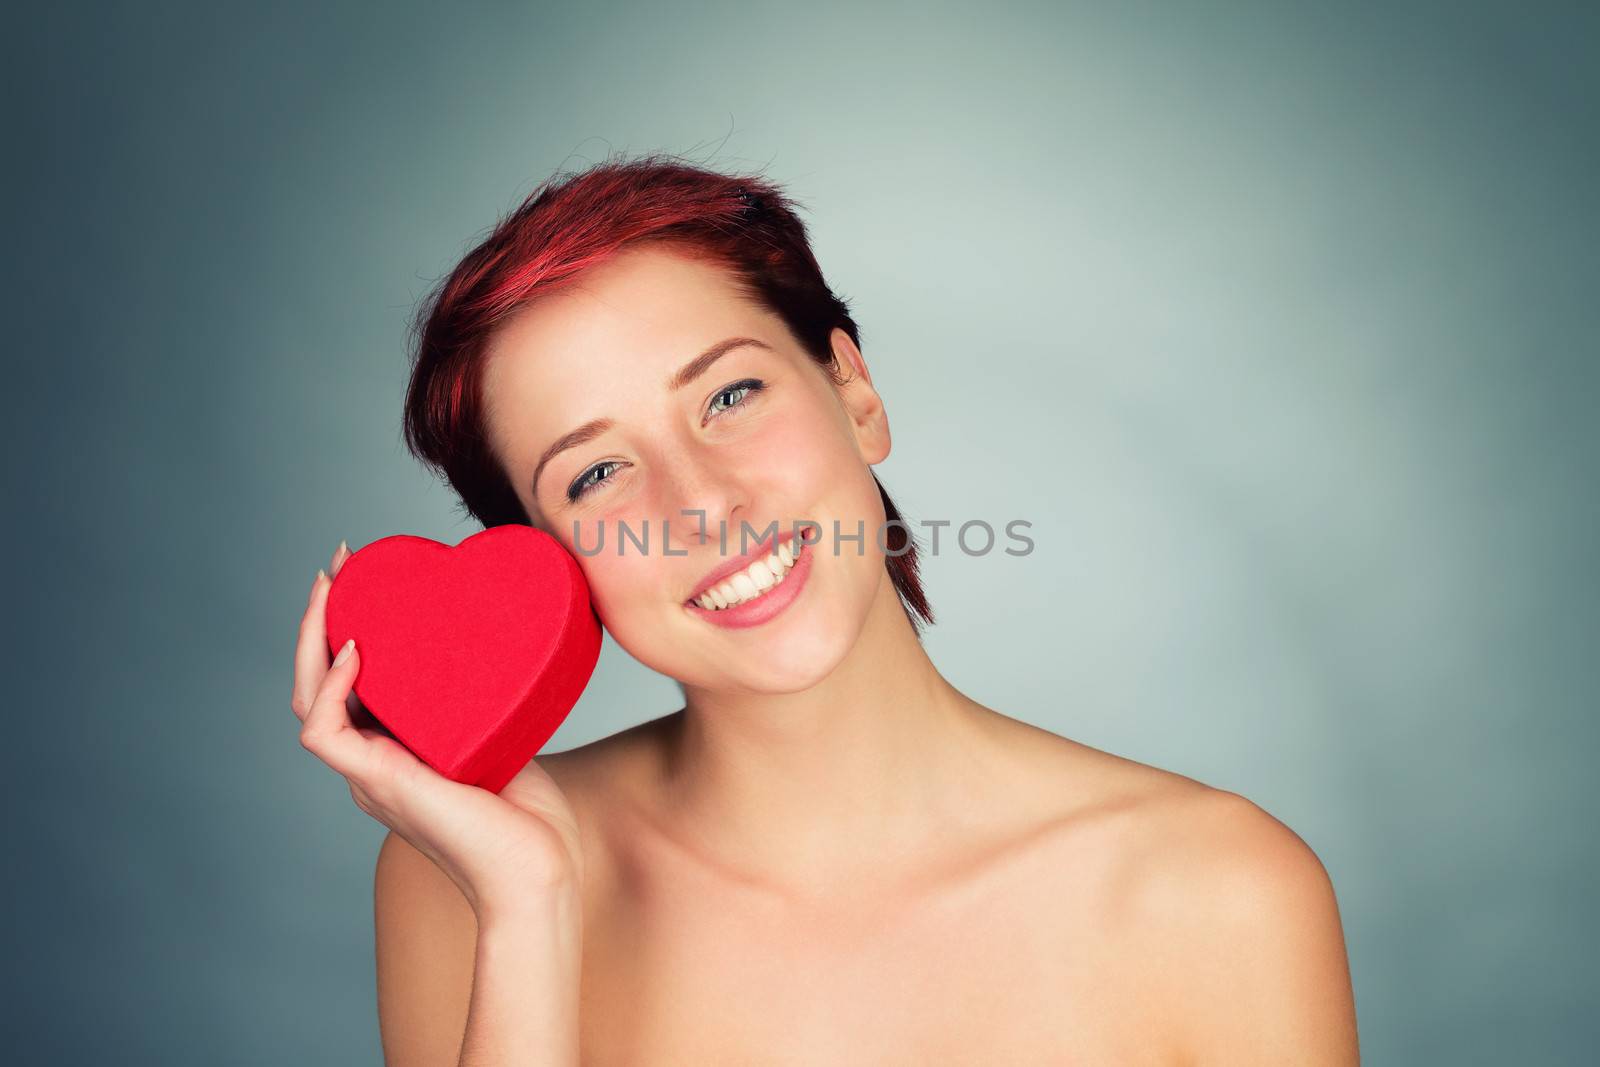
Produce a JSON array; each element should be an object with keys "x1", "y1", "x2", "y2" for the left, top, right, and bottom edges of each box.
[
  {"x1": 485, "y1": 244, "x2": 762, "y2": 396},
  {"x1": 479, "y1": 243, "x2": 775, "y2": 473}
]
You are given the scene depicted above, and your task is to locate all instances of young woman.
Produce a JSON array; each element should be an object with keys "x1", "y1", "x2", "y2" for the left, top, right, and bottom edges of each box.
[{"x1": 291, "y1": 155, "x2": 1360, "y2": 1065}]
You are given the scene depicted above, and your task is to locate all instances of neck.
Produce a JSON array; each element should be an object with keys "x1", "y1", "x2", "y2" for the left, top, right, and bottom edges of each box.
[{"x1": 659, "y1": 566, "x2": 999, "y2": 893}]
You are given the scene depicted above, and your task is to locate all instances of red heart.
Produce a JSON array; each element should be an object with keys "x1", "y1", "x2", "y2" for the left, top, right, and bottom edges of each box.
[{"x1": 324, "y1": 525, "x2": 602, "y2": 793}]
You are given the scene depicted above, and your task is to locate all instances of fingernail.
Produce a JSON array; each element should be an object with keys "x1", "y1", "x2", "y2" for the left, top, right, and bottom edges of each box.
[
  {"x1": 317, "y1": 567, "x2": 328, "y2": 585},
  {"x1": 333, "y1": 638, "x2": 354, "y2": 666}
]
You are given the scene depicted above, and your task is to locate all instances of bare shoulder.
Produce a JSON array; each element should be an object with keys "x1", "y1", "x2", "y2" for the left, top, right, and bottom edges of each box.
[
  {"x1": 997, "y1": 718, "x2": 1336, "y2": 907},
  {"x1": 1024, "y1": 731, "x2": 1359, "y2": 1064},
  {"x1": 1069, "y1": 741, "x2": 1343, "y2": 945},
  {"x1": 1021, "y1": 727, "x2": 1344, "y2": 940},
  {"x1": 1140, "y1": 789, "x2": 1359, "y2": 1062},
  {"x1": 1109, "y1": 776, "x2": 1350, "y2": 967},
  {"x1": 373, "y1": 831, "x2": 477, "y2": 1066}
]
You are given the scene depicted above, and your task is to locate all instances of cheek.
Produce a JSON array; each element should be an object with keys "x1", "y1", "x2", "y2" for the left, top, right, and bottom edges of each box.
[
  {"x1": 583, "y1": 514, "x2": 734, "y2": 639},
  {"x1": 753, "y1": 407, "x2": 861, "y2": 499},
  {"x1": 575, "y1": 535, "x2": 663, "y2": 608}
]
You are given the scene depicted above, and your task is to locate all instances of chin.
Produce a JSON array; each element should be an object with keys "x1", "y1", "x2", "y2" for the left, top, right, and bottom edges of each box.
[
  {"x1": 727, "y1": 648, "x2": 841, "y2": 694},
  {"x1": 622, "y1": 596, "x2": 861, "y2": 694},
  {"x1": 678, "y1": 657, "x2": 834, "y2": 696}
]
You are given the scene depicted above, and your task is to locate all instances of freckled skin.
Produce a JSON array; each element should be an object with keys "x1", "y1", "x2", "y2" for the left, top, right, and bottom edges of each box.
[
  {"x1": 481, "y1": 244, "x2": 887, "y2": 695},
  {"x1": 399, "y1": 244, "x2": 1368, "y2": 1064}
]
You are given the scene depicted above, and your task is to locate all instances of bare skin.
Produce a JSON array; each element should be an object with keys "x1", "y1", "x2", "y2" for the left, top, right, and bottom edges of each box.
[
  {"x1": 377, "y1": 650, "x2": 1359, "y2": 1064},
  {"x1": 346, "y1": 243, "x2": 1360, "y2": 1064}
]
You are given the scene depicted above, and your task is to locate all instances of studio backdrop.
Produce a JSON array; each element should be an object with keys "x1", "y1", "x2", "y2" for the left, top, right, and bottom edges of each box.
[{"x1": 8, "y1": 2, "x2": 1597, "y2": 1064}]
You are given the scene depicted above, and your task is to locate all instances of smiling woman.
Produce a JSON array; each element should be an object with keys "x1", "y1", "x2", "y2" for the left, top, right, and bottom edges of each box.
[
  {"x1": 400, "y1": 157, "x2": 934, "y2": 640},
  {"x1": 290, "y1": 152, "x2": 1359, "y2": 1065}
]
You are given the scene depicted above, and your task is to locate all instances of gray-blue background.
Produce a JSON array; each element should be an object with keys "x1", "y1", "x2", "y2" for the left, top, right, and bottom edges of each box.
[{"x1": 10, "y1": 1, "x2": 1596, "y2": 1063}]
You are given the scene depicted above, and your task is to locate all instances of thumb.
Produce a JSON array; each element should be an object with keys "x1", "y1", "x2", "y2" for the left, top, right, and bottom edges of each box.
[{"x1": 300, "y1": 638, "x2": 370, "y2": 779}]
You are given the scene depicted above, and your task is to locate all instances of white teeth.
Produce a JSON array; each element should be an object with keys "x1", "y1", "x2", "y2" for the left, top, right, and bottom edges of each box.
[{"x1": 693, "y1": 538, "x2": 805, "y2": 611}]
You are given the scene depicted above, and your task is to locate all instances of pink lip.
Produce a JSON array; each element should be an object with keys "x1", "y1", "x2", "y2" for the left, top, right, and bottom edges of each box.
[
  {"x1": 683, "y1": 527, "x2": 803, "y2": 604},
  {"x1": 684, "y1": 534, "x2": 814, "y2": 628}
]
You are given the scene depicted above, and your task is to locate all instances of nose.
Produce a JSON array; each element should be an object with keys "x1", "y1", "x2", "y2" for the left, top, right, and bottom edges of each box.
[{"x1": 658, "y1": 442, "x2": 746, "y2": 552}]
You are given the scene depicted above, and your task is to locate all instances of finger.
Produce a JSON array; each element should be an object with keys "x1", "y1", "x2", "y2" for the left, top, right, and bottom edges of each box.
[
  {"x1": 331, "y1": 539, "x2": 351, "y2": 576},
  {"x1": 290, "y1": 570, "x2": 333, "y2": 722},
  {"x1": 290, "y1": 570, "x2": 331, "y2": 721},
  {"x1": 300, "y1": 638, "x2": 370, "y2": 781}
]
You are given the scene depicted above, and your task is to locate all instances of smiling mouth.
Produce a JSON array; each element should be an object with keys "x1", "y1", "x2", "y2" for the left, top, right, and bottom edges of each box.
[{"x1": 685, "y1": 536, "x2": 808, "y2": 611}]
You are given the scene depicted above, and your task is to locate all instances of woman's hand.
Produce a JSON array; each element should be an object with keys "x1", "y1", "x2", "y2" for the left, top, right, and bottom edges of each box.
[{"x1": 291, "y1": 540, "x2": 584, "y2": 920}]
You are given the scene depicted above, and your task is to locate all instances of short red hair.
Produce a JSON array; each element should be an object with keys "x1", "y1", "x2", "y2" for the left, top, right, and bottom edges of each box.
[{"x1": 401, "y1": 152, "x2": 934, "y2": 635}]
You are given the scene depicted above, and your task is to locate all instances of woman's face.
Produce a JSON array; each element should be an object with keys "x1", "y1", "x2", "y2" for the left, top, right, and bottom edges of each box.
[{"x1": 481, "y1": 243, "x2": 894, "y2": 694}]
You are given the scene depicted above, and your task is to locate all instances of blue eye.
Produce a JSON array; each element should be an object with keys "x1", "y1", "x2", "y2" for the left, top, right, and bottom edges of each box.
[
  {"x1": 708, "y1": 378, "x2": 765, "y2": 416},
  {"x1": 566, "y1": 378, "x2": 767, "y2": 503},
  {"x1": 567, "y1": 461, "x2": 620, "y2": 503}
]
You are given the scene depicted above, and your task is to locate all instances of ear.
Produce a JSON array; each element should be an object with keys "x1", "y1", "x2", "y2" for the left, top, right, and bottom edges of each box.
[{"x1": 830, "y1": 327, "x2": 891, "y2": 465}]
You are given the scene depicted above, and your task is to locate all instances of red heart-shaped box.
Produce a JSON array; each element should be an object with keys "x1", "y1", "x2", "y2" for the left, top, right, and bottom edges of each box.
[{"x1": 324, "y1": 525, "x2": 602, "y2": 793}]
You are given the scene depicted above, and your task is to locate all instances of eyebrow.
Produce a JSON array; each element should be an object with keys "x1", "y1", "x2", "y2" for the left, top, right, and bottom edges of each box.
[{"x1": 529, "y1": 336, "x2": 773, "y2": 498}]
